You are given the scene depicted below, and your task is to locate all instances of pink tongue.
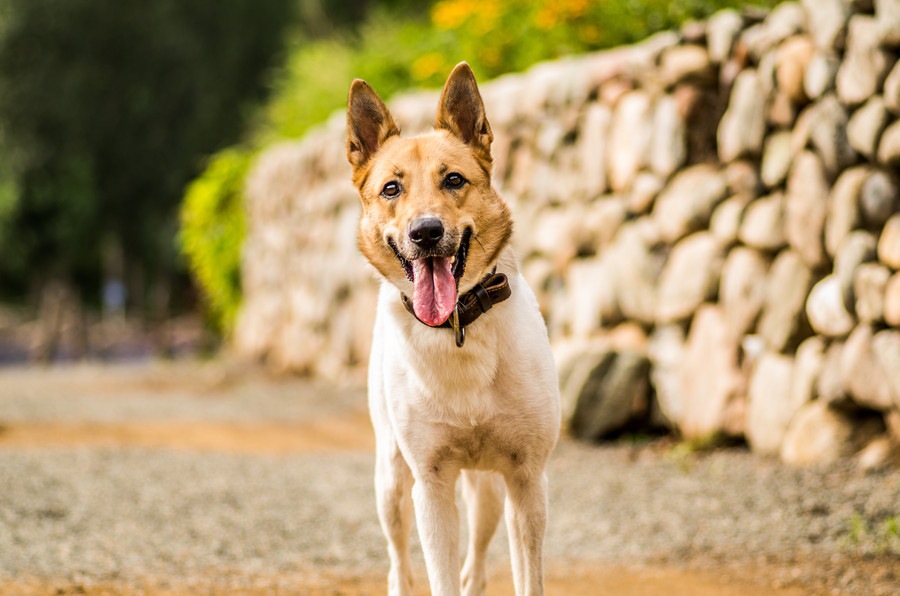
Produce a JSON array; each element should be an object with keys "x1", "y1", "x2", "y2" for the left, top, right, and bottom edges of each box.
[{"x1": 412, "y1": 257, "x2": 457, "y2": 326}]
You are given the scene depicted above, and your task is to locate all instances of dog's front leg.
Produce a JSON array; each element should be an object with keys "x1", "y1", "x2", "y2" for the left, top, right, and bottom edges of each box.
[
  {"x1": 460, "y1": 470, "x2": 504, "y2": 596},
  {"x1": 375, "y1": 441, "x2": 415, "y2": 596},
  {"x1": 413, "y1": 466, "x2": 462, "y2": 596},
  {"x1": 504, "y1": 471, "x2": 548, "y2": 596}
]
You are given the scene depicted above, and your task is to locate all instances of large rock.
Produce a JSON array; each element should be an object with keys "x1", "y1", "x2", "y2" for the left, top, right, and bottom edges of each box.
[
  {"x1": 739, "y1": 3, "x2": 805, "y2": 60},
  {"x1": 807, "y1": 276, "x2": 857, "y2": 338},
  {"x1": 758, "y1": 250, "x2": 814, "y2": 352},
  {"x1": 608, "y1": 91, "x2": 653, "y2": 191},
  {"x1": 790, "y1": 336, "x2": 825, "y2": 411},
  {"x1": 801, "y1": 0, "x2": 851, "y2": 50},
  {"x1": 610, "y1": 222, "x2": 663, "y2": 325},
  {"x1": 528, "y1": 158, "x2": 562, "y2": 206},
  {"x1": 776, "y1": 35, "x2": 816, "y2": 103},
  {"x1": 854, "y1": 263, "x2": 891, "y2": 322},
  {"x1": 808, "y1": 95, "x2": 857, "y2": 177},
  {"x1": 576, "y1": 103, "x2": 612, "y2": 200},
  {"x1": 660, "y1": 45, "x2": 713, "y2": 87},
  {"x1": 529, "y1": 207, "x2": 581, "y2": 260},
  {"x1": 747, "y1": 352, "x2": 797, "y2": 454},
  {"x1": 877, "y1": 120, "x2": 900, "y2": 167},
  {"x1": 627, "y1": 172, "x2": 664, "y2": 215},
  {"x1": 884, "y1": 61, "x2": 900, "y2": 113},
  {"x1": 803, "y1": 52, "x2": 840, "y2": 100},
  {"x1": 760, "y1": 130, "x2": 794, "y2": 189},
  {"x1": 860, "y1": 169, "x2": 899, "y2": 228},
  {"x1": 833, "y1": 231, "x2": 878, "y2": 309},
  {"x1": 841, "y1": 325, "x2": 896, "y2": 410},
  {"x1": 857, "y1": 436, "x2": 898, "y2": 471},
  {"x1": 565, "y1": 348, "x2": 651, "y2": 440},
  {"x1": 726, "y1": 160, "x2": 763, "y2": 198},
  {"x1": 679, "y1": 305, "x2": 743, "y2": 440},
  {"x1": 505, "y1": 143, "x2": 535, "y2": 197},
  {"x1": 520, "y1": 256, "x2": 554, "y2": 312},
  {"x1": 555, "y1": 338, "x2": 597, "y2": 397},
  {"x1": 650, "y1": 95, "x2": 687, "y2": 178},
  {"x1": 656, "y1": 232, "x2": 724, "y2": 324},
  {"x1": 652, "y1": 164, "x2": 728, "y2": 243},
  {"x1": 581, "y1": 197, "x2": 628, "y2": 251},
  {"x1": 719, "y1": 247, "x2": 770, "y2": 337},
  {"x1": 718, "y1": 70, "x2": 767, "y2": 162},
  {"x1": 535, "y1": 119, "x2": 565, "y2": 159},
  {"x1": 817, "y1": 341, "x2": 848, "y2": 404},
  {"x1": 768, "y1": 89, "x2": 798, "y2": 128},
  {"x1": 836, "y1": 16, "x2": 894, "y2": 107},
  {"x1": 876, "y1": 0, "x2": 900, "y2": 45},
  {"x1": 847, "y1": 97, "x2": 890, "y2": 160},
  {"x1": 648, "y1": 325, "x2": 685, "y2": 427},
  {"x1": 710, "y1": 195, "x2": 751, "y2": 246},
  {"x1": 780, "y1": 401, "x2": 860, "y2": 465},
  {"x1": 825, "y1": 167, "x2": 868, "y2": 258},
  {"x1": 707, "y1": 9, "x2": 744, "y2": 63},
  {"x1": 785, "y1": 151, "x2": 829, "y2": 269},
  {"x1": 738, "y1": 192, "x2": 787, "y2": 251},
  {"x1": 873, "y1": 329, "x2": 900, "y2": 409},
  {"x1": 878, "y1": 214, "x2": 900, "y2": 269},
  {"x1": 885, "y1": 272, "x2": 900, "y2": 326},
  {"x1": 566, "y1": 256, "x2": 619, "y2": 338}
]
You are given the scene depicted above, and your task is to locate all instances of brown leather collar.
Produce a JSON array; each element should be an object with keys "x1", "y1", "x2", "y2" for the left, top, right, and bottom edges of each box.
[{"x1": 400, "y1": 271, "x2": 512, "y2": 347}]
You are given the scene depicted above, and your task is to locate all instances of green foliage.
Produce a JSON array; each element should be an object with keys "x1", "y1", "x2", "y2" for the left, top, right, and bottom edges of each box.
[
  {"x1": 180, "y1": 149, "x2": 251, "y2": 333},
  {"x1": 0, "y1": 0, "x2": 295, "y2": 307},
  {"x1": 262, "y1": 0, "x2": 783, "y2": 141},
  {"x1": 846, "y1": 513, "x2": 900, "y2": 555},
  {"x1": 262, "y1": 39, "x2": 355, "y2": 142}
]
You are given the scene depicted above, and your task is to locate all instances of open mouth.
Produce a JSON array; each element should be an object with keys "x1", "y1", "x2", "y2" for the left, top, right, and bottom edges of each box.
[{"x1": 389, "y1": 228, "x2": 472, "y2": 326}]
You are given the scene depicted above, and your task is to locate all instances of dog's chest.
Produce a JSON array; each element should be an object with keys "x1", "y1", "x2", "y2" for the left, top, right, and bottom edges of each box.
[{"x1": 430, "y1": 420, "x2": 524, "y2": 473}]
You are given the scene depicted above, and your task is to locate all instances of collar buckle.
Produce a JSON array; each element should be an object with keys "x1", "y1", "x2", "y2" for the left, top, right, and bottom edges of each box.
[{"x1": 449, "y1": 305, "x2": 465, "y2": 348}]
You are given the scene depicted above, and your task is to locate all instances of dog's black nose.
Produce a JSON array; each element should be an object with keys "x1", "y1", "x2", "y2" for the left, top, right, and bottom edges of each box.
[{"x1": 408, "y1": 217, "x2": 444, "y2": 249}]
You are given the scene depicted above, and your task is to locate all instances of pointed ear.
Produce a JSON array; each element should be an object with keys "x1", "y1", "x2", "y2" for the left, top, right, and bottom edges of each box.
[
  {"x1": 346, "y1": 79, "x2": 399, "y2": 170},
  {"x1": 436, "y1": 62, "x2": 493, "y2": 161}
]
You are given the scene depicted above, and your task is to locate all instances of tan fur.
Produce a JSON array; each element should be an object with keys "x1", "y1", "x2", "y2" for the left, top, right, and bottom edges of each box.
[
  {"x1": 347, "y1": 63, "x2": 559, "y2": 596},
  {"x1": 354, "y1": 130, "x2": 512, "y2": 293}
]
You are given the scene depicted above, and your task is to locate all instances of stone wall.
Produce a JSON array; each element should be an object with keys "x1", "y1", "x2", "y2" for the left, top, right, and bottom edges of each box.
[{"x1": 236, "y1": 0, "x2": 900, "y2": 465}]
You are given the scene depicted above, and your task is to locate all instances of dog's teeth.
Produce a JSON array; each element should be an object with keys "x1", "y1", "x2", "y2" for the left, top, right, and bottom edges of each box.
[{"x1": 450, "y1": 256, "x2": 456, "y2": 264}]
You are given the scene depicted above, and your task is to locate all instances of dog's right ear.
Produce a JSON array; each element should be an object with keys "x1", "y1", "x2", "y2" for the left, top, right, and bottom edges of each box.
[{"x1": 347, "y1": 80, "x2": 399, "y2": 170}]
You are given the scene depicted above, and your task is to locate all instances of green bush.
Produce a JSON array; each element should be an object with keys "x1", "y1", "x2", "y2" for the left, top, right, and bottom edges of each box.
[
  {"x1": 183, "y1": 0, "x2": 783, "y2": 334},
  {"x1": 261, "y1": 0, "x2": 783, "y2": 140},
  {"x1": 180, "y1": 148, "x2": 251, "y2": 334}
]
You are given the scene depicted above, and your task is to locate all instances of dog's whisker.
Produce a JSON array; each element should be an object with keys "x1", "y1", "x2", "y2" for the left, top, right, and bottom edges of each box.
[{"x1": 472, "y1": 233, "x2": 486, "y2": 253}]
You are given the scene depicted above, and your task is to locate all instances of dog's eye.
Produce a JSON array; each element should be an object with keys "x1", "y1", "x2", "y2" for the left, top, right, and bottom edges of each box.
[
  {"x1": 444, "y1": 172, "x2": 466, "y2": 190},
  {"x1": 381, "y1": 181, "x2": 401, "y2": 198}
]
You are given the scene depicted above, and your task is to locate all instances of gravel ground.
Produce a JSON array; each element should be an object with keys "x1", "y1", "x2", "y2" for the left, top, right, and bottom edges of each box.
[{"x1": 0, "y1": 362, "x2": 898, "y2": 594}]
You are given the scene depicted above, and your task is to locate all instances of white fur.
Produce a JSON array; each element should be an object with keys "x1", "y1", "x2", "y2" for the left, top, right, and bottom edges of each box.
[{"x1": 368, "y1": 247, "x2": 561, "y2": 596}]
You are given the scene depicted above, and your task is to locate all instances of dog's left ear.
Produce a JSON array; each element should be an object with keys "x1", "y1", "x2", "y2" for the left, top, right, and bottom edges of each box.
[
  {"x1": 347, "y1": 79, "x2": 400, "y2": 171},
  {"x1": 436, "y1": 62, "x2": 493, "y2": 164}
]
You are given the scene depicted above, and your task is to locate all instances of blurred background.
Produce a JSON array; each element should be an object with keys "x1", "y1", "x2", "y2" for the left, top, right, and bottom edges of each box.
[
  {"x1": 0, "y1": 0, "x2": 777, "y2": 364},
  {"x1": 1, "y1": 1, "x2": 899, "y2": 594}
]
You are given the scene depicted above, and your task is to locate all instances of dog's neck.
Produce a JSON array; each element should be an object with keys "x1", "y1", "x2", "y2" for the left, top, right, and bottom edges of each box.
[
  {"x1": 395, "y1": 248, "x2": 519, "y2": 348},
  {"x1": 399, "y1": 268, "x2": 511, "y2": 347}
]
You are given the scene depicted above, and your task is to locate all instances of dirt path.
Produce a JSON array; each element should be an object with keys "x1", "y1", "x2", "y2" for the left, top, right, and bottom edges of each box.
[
  {"x1": 0, "y1": 361, "x2": 897, "y2": 595},
  {"x1": 2, "y1": 564, "x2": 812, "y2": 596}
]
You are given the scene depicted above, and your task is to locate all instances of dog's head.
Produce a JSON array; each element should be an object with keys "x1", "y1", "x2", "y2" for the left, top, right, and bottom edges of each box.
[{"x1": 346, "y1": 62, "x2": 512, "y2": 327}]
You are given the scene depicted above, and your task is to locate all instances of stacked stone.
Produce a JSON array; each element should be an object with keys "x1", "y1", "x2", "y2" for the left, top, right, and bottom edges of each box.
[{"x1": 237, "y1": 1, "x2": 900, "y2": 465}]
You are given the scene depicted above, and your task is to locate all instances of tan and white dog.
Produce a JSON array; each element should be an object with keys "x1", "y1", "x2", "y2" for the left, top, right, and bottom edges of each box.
[{"x1": 346, "y1": 62, "x2": 560, "y2": 596}]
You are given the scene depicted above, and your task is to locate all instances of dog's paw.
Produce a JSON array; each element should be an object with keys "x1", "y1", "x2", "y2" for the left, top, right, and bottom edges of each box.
[{"x1": 461, "y1": 563, "x2": 487, "y2": 596}]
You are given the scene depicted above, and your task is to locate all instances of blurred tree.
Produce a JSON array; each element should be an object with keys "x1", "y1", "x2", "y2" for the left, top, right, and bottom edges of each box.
[{"x1": 0, "y1": 0, "x2": 295, "y2": 356}]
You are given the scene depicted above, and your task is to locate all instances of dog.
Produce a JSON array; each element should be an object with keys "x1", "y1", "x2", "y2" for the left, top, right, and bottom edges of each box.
[{"x1": 346, "y1": 62, "x2": 560, "y2": 596}]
